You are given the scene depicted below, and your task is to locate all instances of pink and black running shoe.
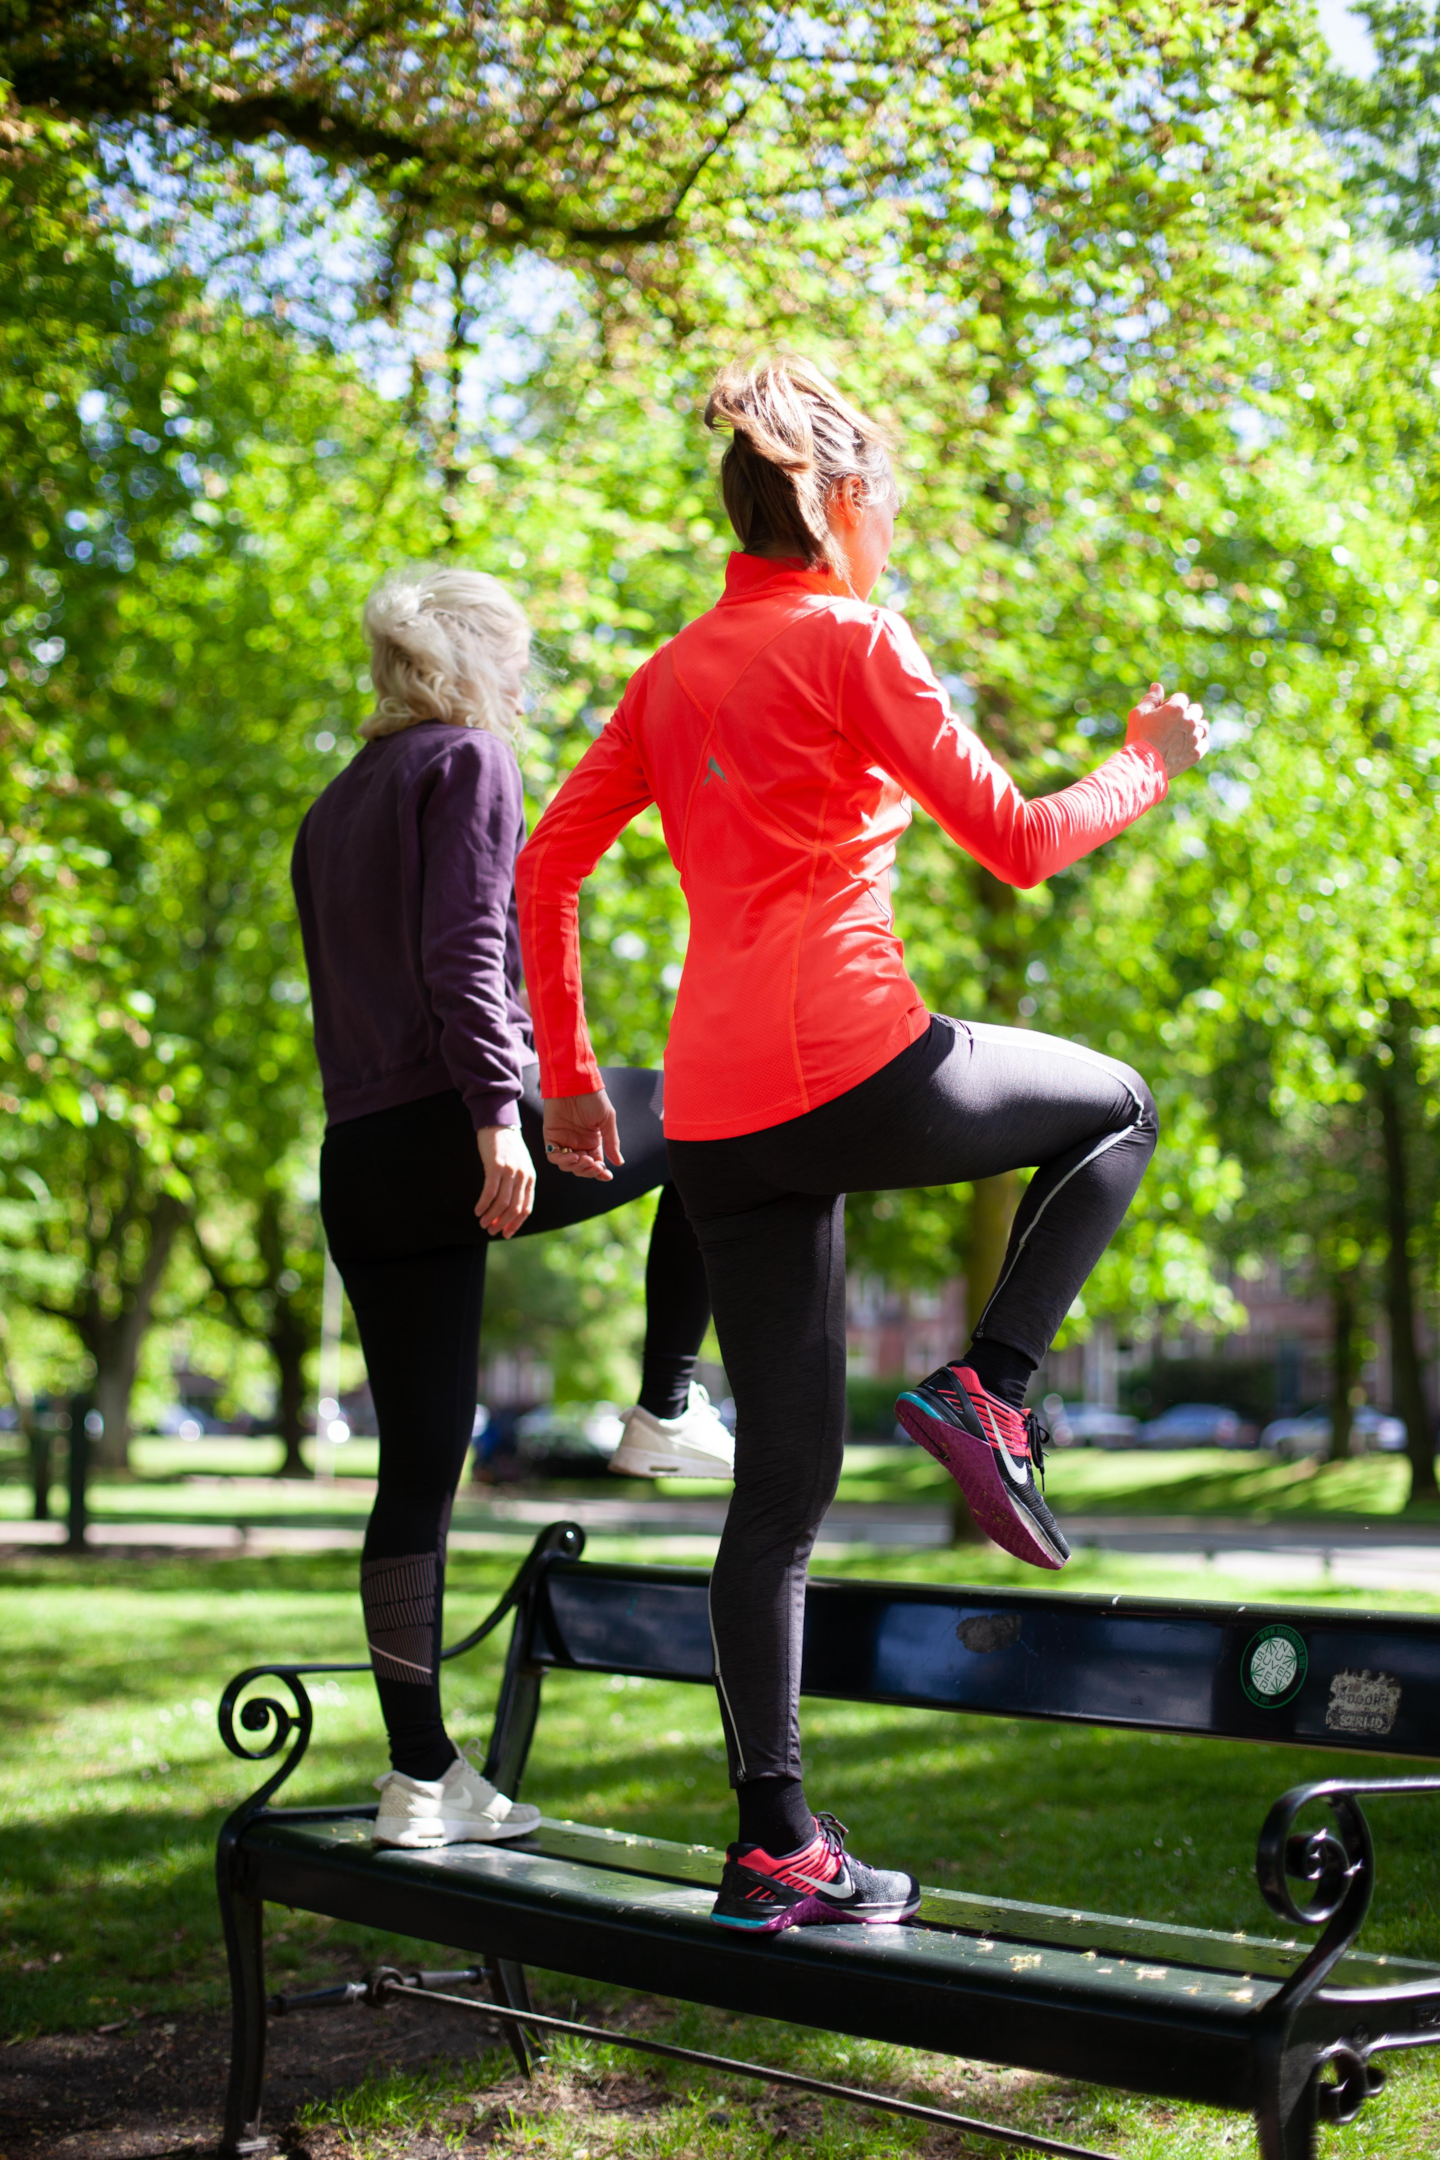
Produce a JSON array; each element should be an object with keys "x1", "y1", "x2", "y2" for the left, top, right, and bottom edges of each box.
[
  {"x1": 710, "y1": 1812, "x2": 919, "y2": 1933},
  {"x1": 895, "y1": 1364, "x2": 1070, "y2": 1571}
]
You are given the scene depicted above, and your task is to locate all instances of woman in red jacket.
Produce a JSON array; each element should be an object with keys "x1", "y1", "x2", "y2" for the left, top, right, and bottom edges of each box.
[{"x1": 517, "y1": 358, "x2": 1206, "y2": 1933}]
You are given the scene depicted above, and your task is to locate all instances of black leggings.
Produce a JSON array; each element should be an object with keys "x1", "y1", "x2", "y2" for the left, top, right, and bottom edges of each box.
[
  {"x1": 665, "y1": 1015, "x2": 1157, "y2": 1788},
  {"x1": 320, "y1": 1068, "x2": 711, "y2": 1780}
]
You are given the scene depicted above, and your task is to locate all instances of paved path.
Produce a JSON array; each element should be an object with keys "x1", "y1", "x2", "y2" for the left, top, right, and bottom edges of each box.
[{"x1": 7, "y1": 1499, "x2": 1440, "y2": 1589}]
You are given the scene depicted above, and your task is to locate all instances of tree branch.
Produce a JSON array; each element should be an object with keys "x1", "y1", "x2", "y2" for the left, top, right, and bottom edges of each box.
[
  {"x1": 7, "y1": 50, "x2": 687, "y2": 246},
  {"x1": 191, "y1": 1219, "x2": 263, "y2": 1336}
]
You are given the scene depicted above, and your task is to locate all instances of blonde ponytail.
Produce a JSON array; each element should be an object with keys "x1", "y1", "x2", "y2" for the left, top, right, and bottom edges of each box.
[{"x1": 703, "y1": 357, "x2": 894, "y2": 573}]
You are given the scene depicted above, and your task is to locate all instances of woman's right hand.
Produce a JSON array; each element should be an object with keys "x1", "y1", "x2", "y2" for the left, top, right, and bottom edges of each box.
[
  {"x1": 1125, "y1": 682, "x2": 1209, "y2": 777},
  {"x1": 475, "y1": 1124, "x2": 536, "y2": 1237},
  {"x1": 542, "y1": 1090, "x2": 622, "y2": 1181}
]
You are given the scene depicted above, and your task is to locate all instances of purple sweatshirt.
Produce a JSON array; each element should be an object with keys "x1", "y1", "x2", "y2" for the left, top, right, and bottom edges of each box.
[{"x1": 292, "y1": 721, "x2": 534, "y2": 1130}]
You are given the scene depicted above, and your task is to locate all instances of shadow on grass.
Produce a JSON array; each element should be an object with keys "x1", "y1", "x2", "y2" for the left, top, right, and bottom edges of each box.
[
  {"x1": 525, "y1": 1702, "x2": 1440, "y2": 1954},
  {"x1": 834, "y1": 1445, "x2": 1440, "y2": 1525},
  {"x1": 0, "y1": 1764, "x2": 439, "y2": 2034},
  {"x1": 1069, "y1": 1454, "x2": 1425, "y2": 1522},
  {"x1": 7, "y1": 1710, "x2": 1440, "y2": 2043},
  {"x1": 0, "y1": 1550, "x2": 518, "y2": 1596}
]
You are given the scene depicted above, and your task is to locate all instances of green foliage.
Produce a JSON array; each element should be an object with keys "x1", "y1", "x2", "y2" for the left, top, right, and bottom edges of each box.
[
  {"x1": 1122, "y1": 1355, "x2": 1284, "y2": 1423},
  {"x1": 483, "y1": 1205, "x2": 656, "y2": 1405},
  {"x1": 845, "y1": 1375, "x2": 907, "y2": 1439},
  {"x1": 1320, "y1": 1, "x2": 1440, "y2": 247},
  {"x1": 0, "y1": 2, "x2": 1317, "y2": 318},
  {"x1": 5, "y1": 1, "x2": 1440, "y2": 1493}
]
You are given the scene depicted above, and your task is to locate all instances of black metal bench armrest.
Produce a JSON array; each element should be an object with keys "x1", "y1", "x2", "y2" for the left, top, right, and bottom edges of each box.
[
  {"x1": 1257, "y1": 1774, "x2": 1440, "y2": 2020},
  {"x1": 440, "y1": 1520, "x2": 584, "y2": 1662},
  {"x1": 217, "y1": 1520, "x2": 586, "y2": 1829},
  {"x1": 218, "y1": 1660, "x2": 373, "y2": 1828}
]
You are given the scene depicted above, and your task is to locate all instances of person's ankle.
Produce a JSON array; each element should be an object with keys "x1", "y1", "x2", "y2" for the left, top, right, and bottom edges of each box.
[
  {"x1": 961, "y1": 1339, "x2": 1036, "y2": 1414},
  {"x1": 637, "y1": 1354, "x2": 696, "y2": 1421},
  {"x1": 735, "y1": 1774, "x2": 815, "y2": 1855},
  {"x1": 389, "y1": 1742, "x2": 458, "y2": 1784}
]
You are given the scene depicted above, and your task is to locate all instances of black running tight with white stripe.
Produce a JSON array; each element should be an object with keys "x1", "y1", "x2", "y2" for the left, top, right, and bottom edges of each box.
[
  {"x1": 665, "y1": 1015, "x2": 1157, "y2": 1789},
  {"x1": 321, "y1": 1068, "x2": 711, "y2": 1781}
]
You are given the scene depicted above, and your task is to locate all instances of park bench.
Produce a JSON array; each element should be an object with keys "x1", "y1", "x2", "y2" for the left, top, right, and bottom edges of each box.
[{"x1": 216, "y1": 1520, "x2": 1440, "y2": 2160}]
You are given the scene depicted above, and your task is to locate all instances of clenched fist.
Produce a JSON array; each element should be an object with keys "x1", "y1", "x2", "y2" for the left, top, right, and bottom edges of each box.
[{"x1": 1125, "y1": 682, "x2": 1208, "y2": 778}]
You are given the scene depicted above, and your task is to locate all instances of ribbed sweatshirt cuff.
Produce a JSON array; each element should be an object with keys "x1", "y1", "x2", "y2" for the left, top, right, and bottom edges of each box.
[{"x1": 463, "y1": 1086, "x2": 522, "y2": 1131}]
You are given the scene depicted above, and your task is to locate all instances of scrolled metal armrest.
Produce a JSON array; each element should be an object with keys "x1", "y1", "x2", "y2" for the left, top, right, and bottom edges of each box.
[
  {"x1": 216, "y1": 1520, "x2": 586, "y2": 1826},
  {"x1": 1255, "y1": 1774, "x2": 1440, "y2": 2017},
  {"x1": 1257, "y1": 1784, "x2": 1371, "y2": 1933},
  {"x1": 218, "y1": 1659, "x2": 371, "y2": 1822}
]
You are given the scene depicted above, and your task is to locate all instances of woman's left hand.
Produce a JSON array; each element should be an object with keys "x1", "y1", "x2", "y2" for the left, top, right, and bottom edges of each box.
[
  {"x1": 475, "y1": 1125, "x2": 537, "y2": 1237},
  {"x1": 542, "y1": 1090, "x2": 622, "y2": 1180}
]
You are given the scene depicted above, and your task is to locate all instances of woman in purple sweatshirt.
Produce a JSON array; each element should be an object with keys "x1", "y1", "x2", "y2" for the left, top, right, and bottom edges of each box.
[{"x1": 292, "y1": 565, "x2": 728, "y2": 1852}]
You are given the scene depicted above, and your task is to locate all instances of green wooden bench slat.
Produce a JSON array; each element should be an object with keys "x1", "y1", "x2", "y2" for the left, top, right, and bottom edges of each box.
[
  {"x1": 514, "y1": 1816, "x2": 1437, "y2": 1990},
  {"x1": 243, "y1": 1812, "x2": 1437, "y2": 2006}
]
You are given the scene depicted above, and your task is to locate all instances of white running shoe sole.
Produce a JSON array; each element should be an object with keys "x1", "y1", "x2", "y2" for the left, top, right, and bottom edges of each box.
[
  {"x1": 609, "y1": 1438, "x2": 732, "y2": 1478},
  {"x1": 375, "y1": 1809, "x2": 541, "y2": 1849},
  {"x1": 610, "y1": 1385, "x2": 734, "y2": 1480}
]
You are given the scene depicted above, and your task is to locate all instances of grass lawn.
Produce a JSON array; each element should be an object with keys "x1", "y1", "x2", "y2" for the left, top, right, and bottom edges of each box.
[
  {"x1": 831, "y1": 1443, "x2": 1435, "y2": 1522},
  {"x1": 3, "y1": 1436, "x2": 1436, "y2": 1533},
  {"x1": 4, "y1": 1540, "x2": 1440, "y2": 2154}
]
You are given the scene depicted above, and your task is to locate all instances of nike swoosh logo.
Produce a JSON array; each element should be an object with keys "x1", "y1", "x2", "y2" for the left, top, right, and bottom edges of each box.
[
  {"x1": 995, "y1": 1442, "x2": 1031, "y2": 1487},
  {"x1": 801, "y1": 1865, "x2": 856, "y2": 1899},
  {"x1": 971, "y1": 1394, "x2": 1032, "y2": 1487}
]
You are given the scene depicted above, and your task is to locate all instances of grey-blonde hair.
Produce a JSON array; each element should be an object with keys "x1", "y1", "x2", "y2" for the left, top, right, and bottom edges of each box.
[
  {"x1": 703, "y1": 356, "x2": 895, "y2": 574},
  {"x1": 360, "y1": 565, "x2": 530, "y2": 743}
]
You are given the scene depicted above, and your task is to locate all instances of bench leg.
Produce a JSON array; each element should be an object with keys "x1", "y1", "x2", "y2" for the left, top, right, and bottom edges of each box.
[
  {"x1": 486, "y1": 1956, "x2": 540, "y2": 2077},
  {"x1": 1254, "y1": 2044, "x2": 1319, "y2": 2160},
  {"x1": 219, "y1": 1879, "x2": 269, "y2": 2156}
]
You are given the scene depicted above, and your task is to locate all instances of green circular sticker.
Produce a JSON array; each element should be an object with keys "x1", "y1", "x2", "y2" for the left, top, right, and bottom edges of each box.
[{"x1": 1241, "y1": 1623, "x2": 1308, "y2": 1708}]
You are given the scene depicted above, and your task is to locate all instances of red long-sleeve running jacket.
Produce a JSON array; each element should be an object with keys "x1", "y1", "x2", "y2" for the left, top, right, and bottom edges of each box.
[{"x1": 516, "y1": 552, "x2": 1168, "y2": 1142}]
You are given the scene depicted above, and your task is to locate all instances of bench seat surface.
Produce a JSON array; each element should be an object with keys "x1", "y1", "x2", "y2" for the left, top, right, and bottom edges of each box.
[{"x1": 240, "y1": 1810, "x2": 1440, "y2": 2110}]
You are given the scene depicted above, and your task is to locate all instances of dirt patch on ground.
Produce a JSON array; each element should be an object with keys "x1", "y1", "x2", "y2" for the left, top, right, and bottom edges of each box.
[
  {"x1": 2, "y1": 1982, "x2": 1084, "y2": 2159},
  {"x1": 0, "y1": 1989, "x2": 513, "y2": 2158}
]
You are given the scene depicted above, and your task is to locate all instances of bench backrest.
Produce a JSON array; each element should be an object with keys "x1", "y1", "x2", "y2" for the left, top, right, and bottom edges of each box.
[{"x1": 528, "y1": 1560, "x2": 1440, "y2": 1757}]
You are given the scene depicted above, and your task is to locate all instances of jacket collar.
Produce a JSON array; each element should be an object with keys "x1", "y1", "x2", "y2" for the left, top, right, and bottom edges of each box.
[{"x1": 722, "y1": 551, "x2": 841, "y2": 601}]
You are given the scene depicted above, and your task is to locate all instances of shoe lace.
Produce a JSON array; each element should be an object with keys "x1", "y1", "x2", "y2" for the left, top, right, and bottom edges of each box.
[
  {"x1": 1024, "y1": 1408, "x2": 1050, "y2": 1487},
  {"x1": 811, "y1": 1810, "x2": 849, "y2": 1865}
]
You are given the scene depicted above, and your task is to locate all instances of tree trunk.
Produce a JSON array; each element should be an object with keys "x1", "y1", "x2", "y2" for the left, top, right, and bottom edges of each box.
[
  {"x1": 1325, "y1": 1274, "x2": 1359, "y2": 1466},
  {"x1": 0, "y1": 1314, "x2": 45, "y2": 1518},
  {"x1": 952, "y1": 1170, "x2": 1021, "y2": 1543},
  {"x1": 269, "y1": 1305, "x2": 313, "y2": 1478},
  {"x1": 29, "y1": 1420, "x2": 51, "y2": 1520},
  {"x1": 1376, "y1": 1055, "x2": 1436, "y2": 1504},
  {"x1": 256, "y1": 1191, "x2": 315, "y2": 1479},
  {"x1": 967, "y1": 1172, "x2": 1021, "y2": 1337},
  {"x1": 85, "y1": 1194, "x2": 186, "y2": 1471},
  {"x1": 947, "y1": 857, "x2": 1028, "y2": 1546}
]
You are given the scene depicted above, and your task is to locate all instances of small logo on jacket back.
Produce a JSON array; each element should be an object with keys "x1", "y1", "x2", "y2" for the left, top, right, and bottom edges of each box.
[{"x1": 703, "y1": 755, "x2": 727, "y2": 787}]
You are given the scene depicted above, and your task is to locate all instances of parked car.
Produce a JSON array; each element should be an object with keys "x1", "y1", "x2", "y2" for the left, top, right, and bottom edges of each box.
[
  {"x1": 512, "y1": 1401, "x2": 625, "y2": 1477},
  {"x1": 1041, "y1": 1399, "x2": 1139, "y2": 1449},
  {"x1": 1134, "y1": 1402, "x2": 1251, "y2": 1449},
  {"x1": 152, "y1": 1403, "x2": 226, "y2": 1439},
  {"x1": 1260, "y1": 1404, "x2": 1407, "y2": 1460}
]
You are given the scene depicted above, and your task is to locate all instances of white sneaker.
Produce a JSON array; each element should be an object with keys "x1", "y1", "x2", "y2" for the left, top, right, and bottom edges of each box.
[
  {"x1": 609, "y1": 1383, "x2": 735, "y2": 1479},
  {"x1": 373, "y1": 1746, "x2": 541, "y2": 1849}
]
